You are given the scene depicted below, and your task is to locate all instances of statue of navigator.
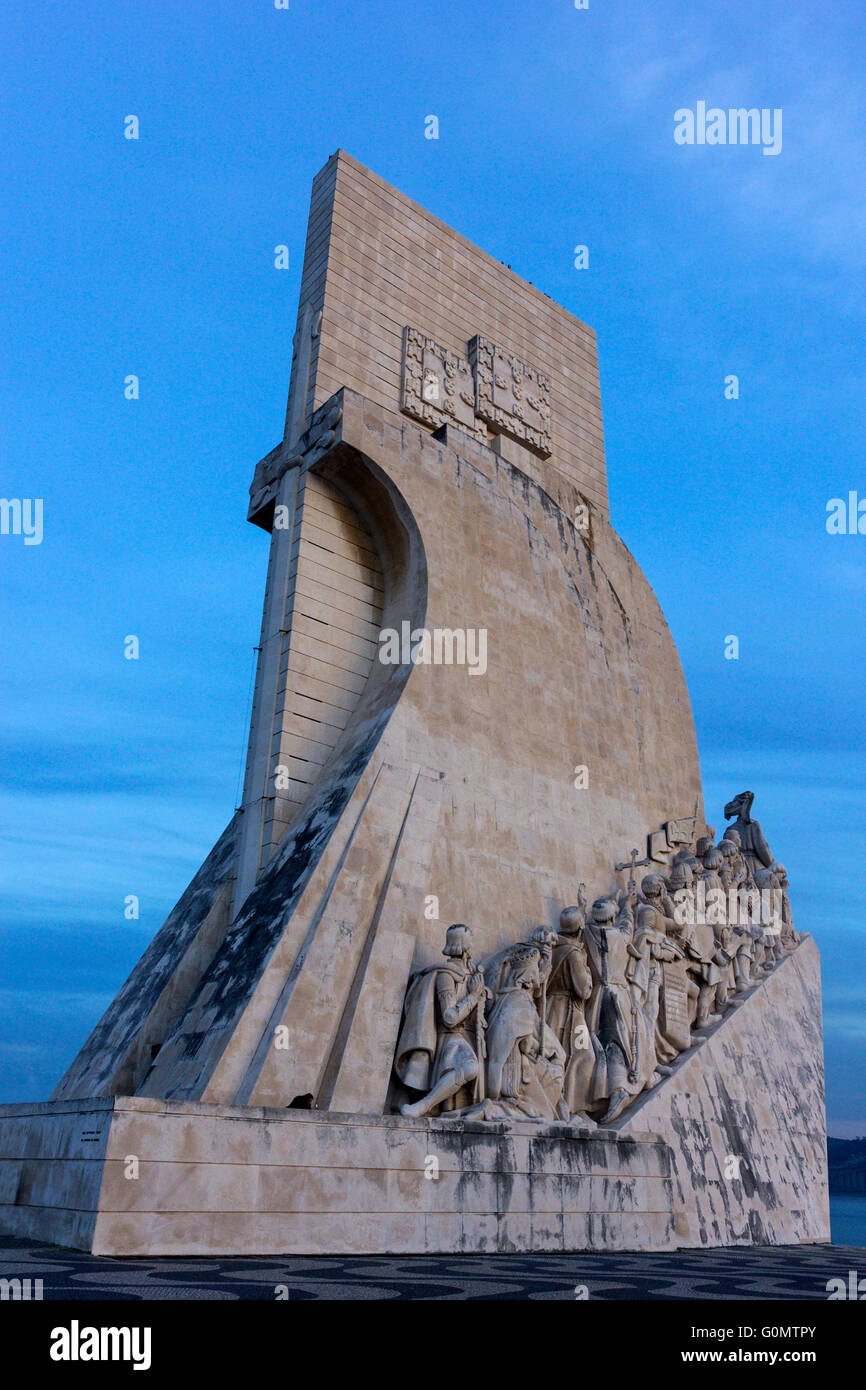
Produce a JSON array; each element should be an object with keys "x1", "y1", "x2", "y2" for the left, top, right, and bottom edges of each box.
[
  {"x1": 394, "y1": 923, "x2": 487, "y2": 1118},
  {"x1": 723, "y1": 791, "x2": 774, "y2": 880},
  {"x1": 544, "y1": 902, "x2": 598, "y2": 1121},
  {"x1": 583, "y1": 894, "x2": 662, "y2": 1124}
]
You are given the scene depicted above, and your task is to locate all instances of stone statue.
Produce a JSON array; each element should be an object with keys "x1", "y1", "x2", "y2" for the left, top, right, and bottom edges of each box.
[
  {"x1": 544, "y1": 904, "x2": 598, "y2": 1122},
  {"x1": 678, "y1": 919, "x2": 722, "y2": 1030},
  {"x1": 670, "y1": 846, "x2": 693, "y2": 873},
  {"x1": 719, "y1": 826, "x2": 755, "y2": 892},
  {"x1": 730, "y1": 914, "x2": 757, "y2": 993},
  {"x1": 717, "y1": 836, "x2": 746, "y2": 894},
  {"x1": 754, "y1": 867, "x2": 784, "y2": 967},
  {"x1": 528, "y1": 923, "x2": 560, "y2": 1033},
  {"x1": 584, "y1": 895, "x2": 660, "y2": 1124},
  {"x1": 747, "y1": 873, "x2": 778, "y2": 979},
  {"x1": 484, "y1": 943, "x2": 566, "y2": 1120},
  {"x1": 670, "y1": 841, "x2": 704, "y2": 886},
  {"x1": 627, "y1": 902, "x2": 685, "y2": 1073},
  {"x1": 640, "y1": 871, "x2": 680, "y2": 928},
  {"x1": 723, "y1": 791, "x2": 774, "y2": 879},
  {"x1": 395, "y1": 923, "x2": 487, "y2": 1118},
  {"x1": 735, "y1": 888, "x2": 773, "y2": 984},
  {"x1": 391, "y1": 799, "x2": 800, "y2": 1128},
  {"x1": 700, "y1": 845, "x2": 724, "y2": 891},
  {"x1": 695, "y1": 834, "x2": 715, "y2": 866},
  {"x1": 772, "y1": 862, "x2": 799, "y2": 949},
  {"x1": 669, "y1": 847, "x2": 727, "y2": 1029},
  {"x1": 666, "y1": 857, "x2": 695, "y2": 910},
  {"x1": 711, "y1": 918, "x2": 737, "y2": 1012},
  {"x1": 632, "y1": 876, "x2": 690, "y2": 1062}
]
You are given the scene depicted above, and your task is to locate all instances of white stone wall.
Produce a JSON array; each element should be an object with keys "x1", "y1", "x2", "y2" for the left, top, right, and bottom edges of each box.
[
  {"x1": 619, "y1": 937, "x2": 830, "y2": 1247},
  {"x1": 0, "y1": 1098, "x2": 673, "y2": 1256}
]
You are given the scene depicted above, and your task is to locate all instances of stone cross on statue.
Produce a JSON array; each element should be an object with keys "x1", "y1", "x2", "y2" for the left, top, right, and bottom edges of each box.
[{"x1": 615, "y1": 847, "x2": 650, "y2": 895}]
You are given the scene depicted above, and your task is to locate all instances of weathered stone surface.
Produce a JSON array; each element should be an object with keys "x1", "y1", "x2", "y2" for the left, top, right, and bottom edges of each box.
[
  {"x1": 0, "y1": 1098, "x2": 674, "y2": 1256},
  {"x1": 400, "y1": 326, "x2": 483, "y2": 440},
  {"x1": 1, "y1": 930, "x2": 826, "y2": 1255},
  {"x1": 0, "y1": 1099, "x2": 112, "y2": 1250},
  {"x1": 52, "y1": 819, "x2": 239, "y2": 1102},
  {"x1": 45, "y1": 380, "x2": 705, "y2": 1116},
  {"x1": 617, "y1": 936, "x2": 830, "y2": 1246},
  {"x1": 468, "y1": 334, "x2": 552, "y2": 457},
  {"x1": 296, "y1": 151, "x2": 607, "y2": 515}
]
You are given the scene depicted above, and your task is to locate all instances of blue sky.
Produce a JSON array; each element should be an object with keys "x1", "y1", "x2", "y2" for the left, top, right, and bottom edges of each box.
[{"x1": 1, "y1": 1, "x2": 864, "y2": 1134}]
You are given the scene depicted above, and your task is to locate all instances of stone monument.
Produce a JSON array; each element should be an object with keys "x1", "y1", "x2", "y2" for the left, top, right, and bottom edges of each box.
[{"x1": 0, "y1": 152, "x2": 829, "y2": 1255}]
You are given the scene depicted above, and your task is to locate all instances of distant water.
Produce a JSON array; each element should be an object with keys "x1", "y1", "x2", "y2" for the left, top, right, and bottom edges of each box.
[{"x1": 830, "y1": 1195, "x2": 866, "y2": 1247}]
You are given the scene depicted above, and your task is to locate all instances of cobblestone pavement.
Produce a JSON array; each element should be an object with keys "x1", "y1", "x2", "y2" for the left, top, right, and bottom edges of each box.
[{"x1": 1, "y1": 1235, "x2": 863, "y2": 1300}]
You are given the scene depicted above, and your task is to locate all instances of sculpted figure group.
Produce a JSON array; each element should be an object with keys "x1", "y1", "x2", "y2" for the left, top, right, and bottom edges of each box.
[{"x1": 393, "y1": 792, "x2": 800, "y2": 1127}]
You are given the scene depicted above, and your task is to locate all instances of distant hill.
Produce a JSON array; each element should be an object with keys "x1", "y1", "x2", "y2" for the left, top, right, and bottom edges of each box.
[{"x1": 828, "y1": 1137, "x2": 866, "y2": 1193}]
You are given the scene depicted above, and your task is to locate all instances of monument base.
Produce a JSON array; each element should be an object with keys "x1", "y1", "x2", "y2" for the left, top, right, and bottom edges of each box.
[
  {"x1": 0, "y1": 941, "x2": 829, "y2": 1256},
  {"x1": 0, "y1": 1098, "x2": 674, "y2": 1256}
]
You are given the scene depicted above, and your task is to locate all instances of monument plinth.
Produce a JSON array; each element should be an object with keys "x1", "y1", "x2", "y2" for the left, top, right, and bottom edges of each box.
[{"x1": 0, "y1": 152, "x2": 829, "y2": 1254}]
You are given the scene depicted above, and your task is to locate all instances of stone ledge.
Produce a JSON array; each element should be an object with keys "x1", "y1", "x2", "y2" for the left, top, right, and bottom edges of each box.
[{"x1": 0, "y1": 1100, "x2": 675, "y2": 1255}]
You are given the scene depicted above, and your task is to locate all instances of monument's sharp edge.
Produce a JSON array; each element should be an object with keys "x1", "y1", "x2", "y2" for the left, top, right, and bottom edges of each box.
[
  {"x1": 51, "y1": 817, "x2": 240, "y2": 1103},
  {"x1": 312, "y1": 150, "x2": 609, "y2": 517},
  {"x1": 0, "y1": 1098, "x2": 115, "y2": 1251}
]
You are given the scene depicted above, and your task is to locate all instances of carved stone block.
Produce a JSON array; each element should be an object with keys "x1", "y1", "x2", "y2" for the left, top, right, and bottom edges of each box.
[
  {"x1": 664, "y1": 817, "x2": 695, "y2": 848},
  {"x1": 659, "y1": 961, "x2": 692, "y2": 1052},
  {"x1": 469, "y1": 335, "x2": 552, "y2": 458},
  {"x1": 400, "y1": 327, "x2": 480, "y2": 437},
  {"x1": 648, "y1": 829, "x2": 669, "y2": 863}
]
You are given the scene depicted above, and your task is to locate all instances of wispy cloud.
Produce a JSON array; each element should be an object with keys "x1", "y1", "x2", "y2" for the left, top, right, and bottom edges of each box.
[{"x1": 606, "y1": 8, "x2": 866, "y2": 276}]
